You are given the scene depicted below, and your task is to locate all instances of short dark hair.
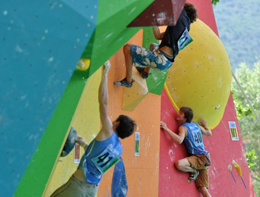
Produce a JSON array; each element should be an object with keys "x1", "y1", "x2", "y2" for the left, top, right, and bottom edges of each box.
[
  {"x1": 180, "y1": 107, "x2": 193, "y2": 123},
  {"x1": 115, "y1": 115, "x2": 136, "y2": 139},
  {"x1": 184, "y1": 2, "x2": 198, "y2": 23}
]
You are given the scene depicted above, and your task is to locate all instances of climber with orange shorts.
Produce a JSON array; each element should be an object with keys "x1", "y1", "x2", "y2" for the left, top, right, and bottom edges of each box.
[{"x1": 160, "y1": 107, "x2": 212, "y2": 197}]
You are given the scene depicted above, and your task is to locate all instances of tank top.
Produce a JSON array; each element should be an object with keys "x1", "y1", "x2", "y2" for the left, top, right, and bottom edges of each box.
[
  {"x1": 78, "y1": 132, "x2": 122, "y2": 184},
  {"x1": 182, "y1": 122, "x2": 208, "y2": 155},
  {"x1": 159, "y1": 9, "x2": 190, "y2": 60}
]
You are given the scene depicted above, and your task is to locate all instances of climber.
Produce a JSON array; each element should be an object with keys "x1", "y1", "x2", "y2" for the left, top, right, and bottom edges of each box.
[
  {"x1": 51, "y1": 61, "x2": 136, "y2": 197},
  {"x1": 160, "y1": 106, "x2": 212, "y2": 197},
  {"x1": 114, "y1": 2, "x2": 198, "y2": 88}
]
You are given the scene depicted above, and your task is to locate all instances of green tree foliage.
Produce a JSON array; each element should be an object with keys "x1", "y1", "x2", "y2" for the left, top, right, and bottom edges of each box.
[
  {"x1": 232, "y1": 60, "x2": 260, "y2": 196},
  {"x1": 211, "y1": 0, "x2": 220, "y2": 5}
]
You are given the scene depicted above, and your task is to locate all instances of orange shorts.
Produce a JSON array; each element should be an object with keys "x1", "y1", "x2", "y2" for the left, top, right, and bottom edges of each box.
[{"x1": 186, "y1": 154, "x2": 209, "y2": 189}]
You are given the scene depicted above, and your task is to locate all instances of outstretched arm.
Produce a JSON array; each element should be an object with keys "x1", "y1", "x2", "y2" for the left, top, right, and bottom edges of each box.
[
  {"x1": 199, "y1": 119, "x2": 212, "y2": 137},
  {"x1": 160, "y1": 121, "x2": 186, "y2": 144},
  {"x1": 96, "y1": 61, "x2": 113, "y2": 141},
  {"x1": 153, "y1": 27, "x2": 165, "y2": 40}
]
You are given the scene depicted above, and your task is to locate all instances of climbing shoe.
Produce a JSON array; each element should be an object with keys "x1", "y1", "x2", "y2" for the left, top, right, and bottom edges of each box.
[
  {"x1": 136, "y1": 67, "x2": 149, "y2": 79},
  {"x1": 114, "y1": 78, "x2": 133, "y2": 88},
  {"x1": 188, "y1": 171, "x2": 199, "y2": 182}
]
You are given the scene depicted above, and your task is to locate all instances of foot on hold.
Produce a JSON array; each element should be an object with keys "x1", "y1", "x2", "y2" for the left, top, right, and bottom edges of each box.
[
  {"x1": 136, "y1": 67, "x2": 149, "y2": 79},
  {"x1": 114, "y1": 78, "x2": 133, "y2": 88},
  {"x1": 188, "y1": 171, "x2": 199, "y2": 182}
]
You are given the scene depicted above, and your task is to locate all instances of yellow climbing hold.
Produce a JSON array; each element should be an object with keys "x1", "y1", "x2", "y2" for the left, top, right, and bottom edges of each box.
[
  {"x1": 232, "y1": 160, "x2": 242, "y2": 176},
  {"x1": 76, "y1": 59, "x2": 91, "y2": 71}
]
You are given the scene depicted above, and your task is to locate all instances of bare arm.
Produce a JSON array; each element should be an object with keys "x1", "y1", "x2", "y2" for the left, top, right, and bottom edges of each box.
[
  {"x1": 76, "y1": 136, "x2": 88, "y2": 151},
  {"x1": 96, "y1": 61, "x2": 113, "y2": 141},
  {"x1": 160, "y1": 121, "x2": 186, "y2": 144},
  {"x1": 153, "y1": 27, "x2": 165, "y2": 40},
  {"x1": 199, "y1": 119, "x2": 212, "y2": 137}
]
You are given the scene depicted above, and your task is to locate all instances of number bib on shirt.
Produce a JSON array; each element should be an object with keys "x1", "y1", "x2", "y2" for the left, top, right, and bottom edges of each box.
[
  {"x1": 192, "y1": 130, "x2": 203, "y2": 147},
  {"x1": 91, "y1": 144, "x2": 120, "y2": 174},
  {"x1": 177, "y1": 28, "x2": 193, "y2": 50}
]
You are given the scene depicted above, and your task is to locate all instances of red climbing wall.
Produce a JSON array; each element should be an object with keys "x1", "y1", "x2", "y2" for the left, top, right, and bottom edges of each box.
[{"x1": 159, "y1": 1, "x2": 255, "y2": 196}]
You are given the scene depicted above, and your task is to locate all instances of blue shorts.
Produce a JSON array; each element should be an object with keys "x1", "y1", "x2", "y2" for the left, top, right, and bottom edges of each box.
[{"x1": 130, "y1": 44, "x2": 173, "y2": 71}]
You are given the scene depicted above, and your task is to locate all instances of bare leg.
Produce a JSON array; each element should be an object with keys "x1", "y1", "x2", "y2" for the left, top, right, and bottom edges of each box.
[
  {"x1": 198, "y1": 187, "x2": 211, "y2": 197},
  {"x1": 123, "y1": 44, "x2": 133, "y2": 84},
  {"x1": 175, "y1": 158, "x2": 197, "y2": 173}
]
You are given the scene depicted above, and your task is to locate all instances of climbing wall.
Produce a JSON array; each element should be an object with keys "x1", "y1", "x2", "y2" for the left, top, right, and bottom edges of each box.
[
  {"x1": 1, "y1": 0, "x2": 255, "y2": 197},
  {"x1": 159, "y1": 0, "x2": 255, "y2": 196},
  {"x1": 45, "y1": 30, "x2": 161, "y2": 197},
  {"x1": 0, "y1": 1, "x2": 98, "y2": 196},
  {"x1": 97, "y1": 44, "x2": 161, "y2": 196}
]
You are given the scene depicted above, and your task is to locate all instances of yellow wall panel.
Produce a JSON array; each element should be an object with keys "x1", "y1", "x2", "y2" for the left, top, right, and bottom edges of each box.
[{"x1": 44, "y1": 68, "x2": 102, "y2": 196}]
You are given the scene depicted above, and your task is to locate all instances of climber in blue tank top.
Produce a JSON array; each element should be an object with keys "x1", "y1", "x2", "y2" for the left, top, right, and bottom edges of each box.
[
  {"x1": 51, "y1": 61, "x2": 136, "y2": 197},
  {"x1": 182, "y1": 122, "x2": 209, "y2": 155},
  {"x1": 160, "y1": 106, "x2": 212, "y2": 197},
  {"x1": 81, "y1": 130, "x2": 123, "y2": 184}
]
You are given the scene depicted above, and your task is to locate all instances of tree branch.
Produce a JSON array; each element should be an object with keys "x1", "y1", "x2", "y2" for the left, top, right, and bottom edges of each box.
[{"x1": 232, "y1": 71, "x2": 260, "y2": 122}]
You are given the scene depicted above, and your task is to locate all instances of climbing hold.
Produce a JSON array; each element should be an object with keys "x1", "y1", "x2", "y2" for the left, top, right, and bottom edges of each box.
[
  {"x1": 128, "y1": 0, "x2": 186, "y2": 27},
  {"x1": 122, "y1": 67, "x2": 148, "y2": 111},
  {"x1": 60, "y1": 127, "x2": 78, "y2": 157},
  {"x1": 232, "y1": 160, "x2": 247, "y2": 188},
  {"x1": 76, "y1": 59, "x2": 90, "y2": 71},
  {"x1": 232, "y1": 160, "x2": 242, "y2": 176},
  {"x1": 228, "y1": 164, "x2": 236, "y2": 183}
]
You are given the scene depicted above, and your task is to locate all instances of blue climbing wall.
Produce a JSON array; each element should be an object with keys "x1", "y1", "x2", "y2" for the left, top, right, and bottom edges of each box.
[{"x1": 0, "y1": 0, "x2": 98, "y2": 196}]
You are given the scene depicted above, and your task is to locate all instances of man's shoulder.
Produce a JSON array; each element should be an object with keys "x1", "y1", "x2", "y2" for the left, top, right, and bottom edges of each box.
[
  {"x1": 179, "y1": 9, "x2": 190, "y2": 25},
  {"x1": 182, "y1": 122, "x2": 199, "y2": 128},
  {"x1": 179, "y1": 124, "x2": 188, "y2": 131},
  {"x1": 182, "y1": 121, "x2": 193, "y2": 125},
  {"x1": 181, "y1": 9, "x2": 187, "y2": 16}
]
